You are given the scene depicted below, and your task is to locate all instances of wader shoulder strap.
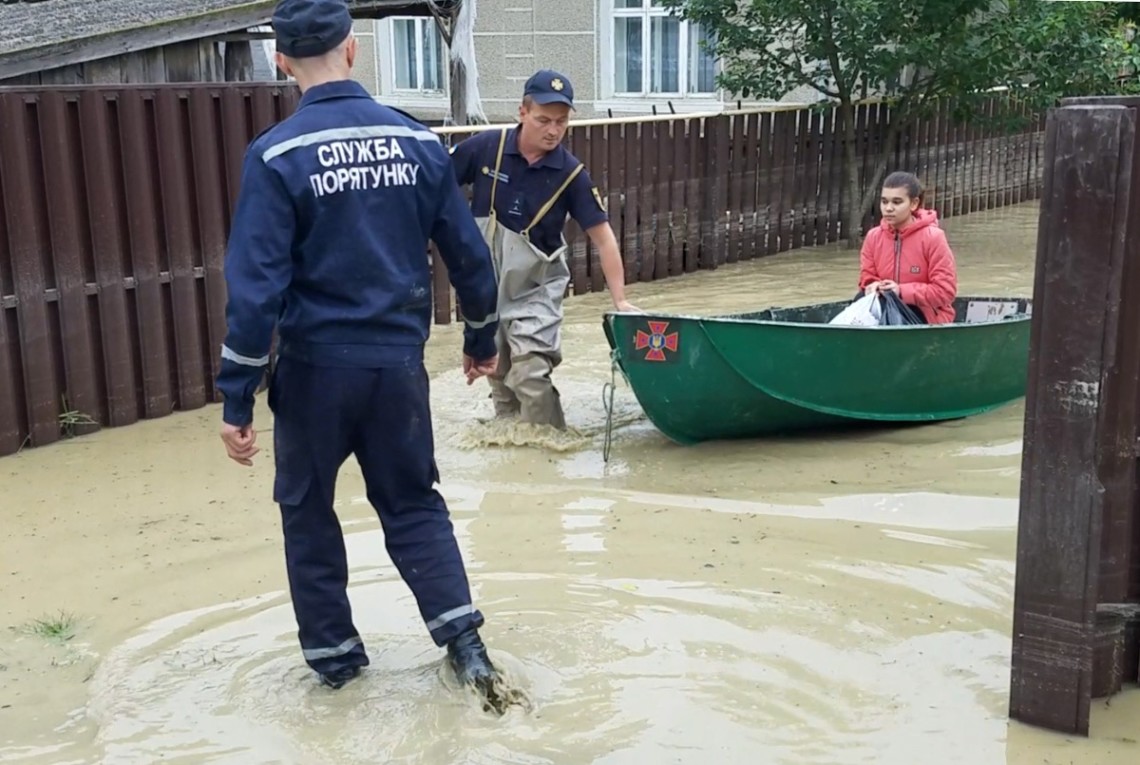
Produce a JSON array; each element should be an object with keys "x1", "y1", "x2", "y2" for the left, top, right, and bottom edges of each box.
[
  {"x1": 489, "y1": 129, "x2": 508, "y2": 213},
  {"x1": 522, "y1": 163, "x2": 585, "y2": 236}
]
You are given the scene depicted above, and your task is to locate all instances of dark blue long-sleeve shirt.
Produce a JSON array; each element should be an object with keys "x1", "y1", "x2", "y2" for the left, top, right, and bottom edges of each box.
[{"x1": 216, "y1": 80, "x2": 498, "y2": 427}]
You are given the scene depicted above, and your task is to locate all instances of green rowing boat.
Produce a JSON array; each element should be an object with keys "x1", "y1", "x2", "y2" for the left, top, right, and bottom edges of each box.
[{"x1": 602, "y1": 296, "x2": 1033, "y2": 445}]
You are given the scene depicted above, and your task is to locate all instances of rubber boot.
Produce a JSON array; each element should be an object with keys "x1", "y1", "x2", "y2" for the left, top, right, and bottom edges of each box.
[
  {"x1": 318, "y1": 665, "x2": 361, "y2": 690},
  {"x1": 447, "y1": 627, "x2": 505, "y2": 713}
]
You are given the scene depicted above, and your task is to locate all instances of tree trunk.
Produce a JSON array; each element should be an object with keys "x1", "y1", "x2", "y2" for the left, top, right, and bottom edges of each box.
[
  {"x1": 856, "y1": 121, "x2": 904, "y2": 236},
  {"x1": 449, "y1": 56, "x2": 467, "y2": 127},
  {"x1": 840, "y1": 100, "x2": 862, "y2": 249}
]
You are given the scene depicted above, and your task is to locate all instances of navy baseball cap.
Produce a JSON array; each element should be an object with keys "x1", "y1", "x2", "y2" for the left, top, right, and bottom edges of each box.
[
  {"x1": 272, "y1": 0, "x2": 353, "y2": 59},
  {"x1": 524, "y1": 70, "x2": 575, "y2": 109}
]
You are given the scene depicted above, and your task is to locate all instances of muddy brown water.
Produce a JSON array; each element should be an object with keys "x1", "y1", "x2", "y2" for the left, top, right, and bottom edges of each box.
[{"x1": 2, "y1": 201, "x2": 1138, "y2": 764}]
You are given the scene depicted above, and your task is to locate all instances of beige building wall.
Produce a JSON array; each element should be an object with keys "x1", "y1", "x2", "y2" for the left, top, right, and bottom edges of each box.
[
  {"x1": 350, "y1": 5, "x2": 820, "y2": 125},
  {"x1": 350, "y1": 20, "x2": 382, "y2": 97}
]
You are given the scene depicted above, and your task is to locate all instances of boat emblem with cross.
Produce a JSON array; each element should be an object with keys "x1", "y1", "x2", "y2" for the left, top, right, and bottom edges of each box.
[{"x1": 634, "y1": 321, "x2": 679, "y2": 361}]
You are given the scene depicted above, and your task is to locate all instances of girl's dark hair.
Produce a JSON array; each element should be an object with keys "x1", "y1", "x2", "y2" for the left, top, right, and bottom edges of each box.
[{"x1": 882, "y1": 171, "x2": 924, "y2": 204}]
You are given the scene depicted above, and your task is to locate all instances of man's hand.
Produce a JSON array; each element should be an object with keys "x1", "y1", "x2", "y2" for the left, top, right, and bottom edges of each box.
[
  {"x1": 613, "y1": 299, "x2": 643, "y2": 313},
  {"x1": 221, "y1": 423, "x2": 260, "y2": 466},
  {"x1": 464, "y1": 354, "x2": 498, "y2": 386}
]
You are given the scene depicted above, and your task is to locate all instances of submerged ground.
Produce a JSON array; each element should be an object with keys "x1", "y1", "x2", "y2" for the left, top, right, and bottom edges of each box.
[{"x1": 2, "y1": 202, "x2": 1137, "y2": 764}]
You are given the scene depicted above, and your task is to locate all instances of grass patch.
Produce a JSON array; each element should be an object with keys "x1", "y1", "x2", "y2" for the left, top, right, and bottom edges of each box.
[
  {"x1": 17, "y1": 611, "x2": 79, "y2": 642},
  {"x1": 59, "y1": 394, "x2": 97, "y2": 438}
]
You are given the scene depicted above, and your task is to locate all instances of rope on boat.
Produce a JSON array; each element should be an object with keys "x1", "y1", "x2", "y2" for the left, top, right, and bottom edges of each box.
[{"x1": 602, "y1": 351, "x2": 619, "y2": 463}]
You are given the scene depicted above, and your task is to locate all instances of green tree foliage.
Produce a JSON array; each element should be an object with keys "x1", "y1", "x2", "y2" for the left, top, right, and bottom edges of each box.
[{"x1": 661, "y1": 0, "x2": 1134, "y2": 245}]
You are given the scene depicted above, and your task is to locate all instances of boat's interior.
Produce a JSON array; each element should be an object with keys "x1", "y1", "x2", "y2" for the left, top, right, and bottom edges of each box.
[{"x1": 732, "y1": 296, "x2": 1033, "y2": 325}]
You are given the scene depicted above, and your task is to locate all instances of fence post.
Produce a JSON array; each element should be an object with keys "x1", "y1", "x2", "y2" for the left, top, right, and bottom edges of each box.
[
  {"x1": 1058, "y1": 96, "x2": 1140, "y2": 683},
  {"x1": 1009, "y1": 104, "x2": 1139, "y2": 736}
]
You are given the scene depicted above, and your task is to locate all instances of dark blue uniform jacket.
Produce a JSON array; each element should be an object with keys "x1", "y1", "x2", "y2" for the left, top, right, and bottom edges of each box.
[
  {"x1": 449, "y1": 127, "x2": 608, "y2": 256},
  {"x1": 216, "y1": 81, "x2": 498, "y2": 426}
]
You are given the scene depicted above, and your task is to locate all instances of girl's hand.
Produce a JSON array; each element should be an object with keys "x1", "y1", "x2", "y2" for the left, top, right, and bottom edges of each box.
[
  {"x1": 879, "y1": 280, "x2": 900, "y2": 295},
  {"x1": 864, "y1": 281, "x2": 881, "y2": 295}
]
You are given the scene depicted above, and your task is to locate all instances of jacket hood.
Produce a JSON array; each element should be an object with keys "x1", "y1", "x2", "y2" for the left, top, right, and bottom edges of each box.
[{"x1": 879, "y1": 207, "x2": 939, "y2": 238}]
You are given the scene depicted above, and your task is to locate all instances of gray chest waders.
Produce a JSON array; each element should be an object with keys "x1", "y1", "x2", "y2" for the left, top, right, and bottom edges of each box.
[{"x1": 473, "y1": 129, "x2": 583, "y2": 429}]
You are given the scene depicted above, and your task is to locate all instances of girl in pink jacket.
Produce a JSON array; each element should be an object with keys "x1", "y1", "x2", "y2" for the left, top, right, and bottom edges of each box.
[{"x1": 859, "y1": 172, "x2": 958, "y2": 324}]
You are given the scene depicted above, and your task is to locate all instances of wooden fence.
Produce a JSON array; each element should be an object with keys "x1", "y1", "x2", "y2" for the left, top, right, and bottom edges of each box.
[{"x1": 0, "y1": 83, "x2": 1045, "y2": 456}]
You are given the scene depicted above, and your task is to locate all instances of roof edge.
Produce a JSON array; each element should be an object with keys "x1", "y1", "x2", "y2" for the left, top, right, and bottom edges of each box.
[
  {"x1": 0, "y1": 5, "x2": 273, "y2": 81},
  {"x1": 0, "y1": 1, "x2": 448, "y2": 81}
]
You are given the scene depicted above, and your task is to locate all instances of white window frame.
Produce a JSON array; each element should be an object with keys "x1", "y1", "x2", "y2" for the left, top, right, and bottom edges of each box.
[
  {"x1": 374, "y1": 17, "x2": 450, "y2": 108},
  {"x1": 598, "y1": 0, "x2": 721, "y2": 112}
]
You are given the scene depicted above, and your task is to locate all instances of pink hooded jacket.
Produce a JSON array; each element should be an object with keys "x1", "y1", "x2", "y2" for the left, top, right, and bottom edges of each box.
[{"x1": 858, "y1": 208, "x2": 958, "y2": 324}]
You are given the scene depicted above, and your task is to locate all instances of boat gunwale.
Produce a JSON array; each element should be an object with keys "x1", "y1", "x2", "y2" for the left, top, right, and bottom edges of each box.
[{"x1": 603, "y1": 295, "x2": 1032, "y2": 332}]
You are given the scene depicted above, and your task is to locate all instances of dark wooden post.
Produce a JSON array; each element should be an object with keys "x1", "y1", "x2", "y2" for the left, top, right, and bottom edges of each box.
[
  {"x1": 223, "y1": 40, "x2": 255, "y2": 82},
  {"x1": 1057, "y1": 96, "x2": 1140, "y2": 686},
  {"x1": 1009, "y1": 104, "x2": 1138, "y2": 736},
  {"x1": 450, "y1": 55, "x2": 467, "y2": 128}
]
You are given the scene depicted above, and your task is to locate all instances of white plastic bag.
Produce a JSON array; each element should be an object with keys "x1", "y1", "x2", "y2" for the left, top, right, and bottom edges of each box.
[{"x1": 828, "y1": 293, "x2": 881, "y2": 326}]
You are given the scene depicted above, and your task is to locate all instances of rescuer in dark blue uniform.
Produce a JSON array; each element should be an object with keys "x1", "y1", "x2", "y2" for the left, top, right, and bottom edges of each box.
[{"x1": 215, "y1": 0, "x2": 505, "y2": 710}]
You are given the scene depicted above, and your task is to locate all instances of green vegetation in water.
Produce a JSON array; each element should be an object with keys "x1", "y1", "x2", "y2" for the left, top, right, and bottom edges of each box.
[
  {"x1": 58, "y1": 394, "x2": 97, "y2": 438},
  {"x1": 16, "y1": 611, "x2": 79, "y2": 643}
]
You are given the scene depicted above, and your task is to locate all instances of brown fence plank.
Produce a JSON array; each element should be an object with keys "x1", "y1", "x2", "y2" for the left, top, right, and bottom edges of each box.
[
  {"x1": 768, "y1": 111, "x2": 787, "y2": 252},
  {"x1": 921, "y1": 110, "x2": 932, "y2": 200},
  {"x1": 588, "y1": 123, "x2": 607, "y2": 293},
  {"x1": 953, "y1": 106, "x2": 967, "y2": 218},
  {"x1": 1009, "y1": 104, "x2": 1135, "y2": 736},
  {"x1": 38, "y1": 92, "x2": 102, "y2": 433},
  {"x1": 188, "y1": 88, "x2": 231, "y2": 400},
  {"x1": 856, "y1": 104, "x2": 871, "y2": 228},
  {"x1": 808, "y1": 110, "x2": 823, "y2": 246},
  {"x1": 155, "y1": 88, "x2": 207, "y2": 410},
  {"x1": 654, "y1": 120, "x2": 672, "y2": 278},
  {"x1": 0, "y1": 137, "x2": 24, "y2": 454},
  {"x1": 684, "y1": 118, "x2": 701, "y2": 272},
  {"x1": 118, "y1": 89, "x2": 174, "y2": 419},
  {"x1": 567, "y1": 129, "x2": 589, "y2": 296},
  {"x1": 790, "y1": 110, "x2": 807, "y2": 251},
  {"x1": 0, "y1": 92, "x2": 60, "y2": 448},
  {"x1": 606, "y1": 122, "x2": 629, "y2": 281},
  {"x1": 219, "y1": 88, "x2": 250, "y2": 223},
  {"x1": 705, "y1": 116, "x2": 730, "y2": 268},
  {"x1": 973, "y1": 102, "x2": 985, "y2": 210},
  {"x1": 668, "y1": 119, "x2": 685, "y2": 276},
  {"x1": 639, "y1": 120, "x2": 658, "y2": 282},
  {"x1": 622, "y1": 123, "x2": 641, "y2": 284},
  {"x1": 727, "y1": 114, "x2": 745, "y2": 263},
  {"x1": 741, "y1": 112, "x2": 760, "y2": 259},
  {"x1": 80, "y1": 89, "x2": 138, "y2": 427},
  {"x1": 824, "y1": 109, "x2": 840, "y2": 243}
]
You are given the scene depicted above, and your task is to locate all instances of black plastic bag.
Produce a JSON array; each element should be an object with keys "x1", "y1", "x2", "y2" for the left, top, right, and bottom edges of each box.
[{"x1": 878, "y1": 291, "x2": 924, "y2": 326}]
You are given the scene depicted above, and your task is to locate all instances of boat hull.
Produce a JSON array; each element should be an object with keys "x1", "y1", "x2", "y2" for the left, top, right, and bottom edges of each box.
[{"x1": 602, "y1": 296, "x2": 1032, "y2": 445}]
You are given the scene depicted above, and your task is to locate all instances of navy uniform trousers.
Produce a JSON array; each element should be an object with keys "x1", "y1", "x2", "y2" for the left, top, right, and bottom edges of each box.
[{"x1": 267, "y1": 355, "x2": 483, "y2": 675}]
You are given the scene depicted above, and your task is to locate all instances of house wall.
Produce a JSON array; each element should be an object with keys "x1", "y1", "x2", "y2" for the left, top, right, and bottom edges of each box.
[{"x1": 351, "y1": 1, "x2": 822, "y2": 124}]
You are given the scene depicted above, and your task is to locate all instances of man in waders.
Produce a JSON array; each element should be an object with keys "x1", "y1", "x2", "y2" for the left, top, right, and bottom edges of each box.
[
  {"x1": 216, "y1": 0, "x2": 507, "y2": 712},
  {"x1": 450, "y1": 70, "x2": 638, "y2": 430}
]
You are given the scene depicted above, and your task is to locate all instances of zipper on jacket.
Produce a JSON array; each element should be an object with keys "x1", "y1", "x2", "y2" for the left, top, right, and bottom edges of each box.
[{"x1": 894, "y1": 230, "x2": 901, "y2": 283}]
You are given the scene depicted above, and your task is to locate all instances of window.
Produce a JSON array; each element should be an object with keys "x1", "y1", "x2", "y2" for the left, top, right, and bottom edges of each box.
[
  {"x1": 391, "y1": 17, "x2": 446, "y2": 92},
  {"x1": 611, "y1": 0, "x2": 716, "y2": 97}
]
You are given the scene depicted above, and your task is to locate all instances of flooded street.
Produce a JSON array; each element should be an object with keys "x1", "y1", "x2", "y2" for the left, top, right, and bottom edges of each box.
[{"x1": 2, "y1": 201, "x2": 1138, "y2": 763}]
